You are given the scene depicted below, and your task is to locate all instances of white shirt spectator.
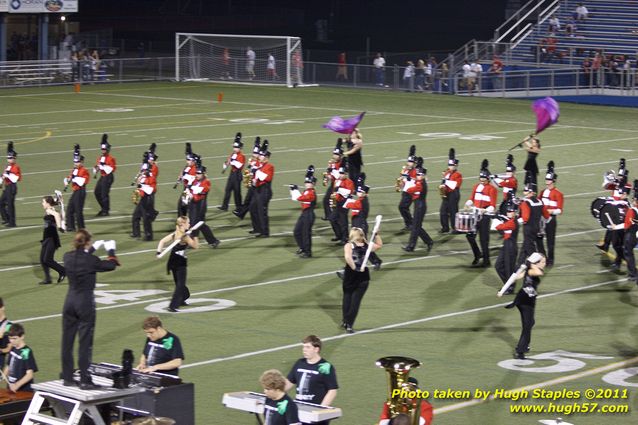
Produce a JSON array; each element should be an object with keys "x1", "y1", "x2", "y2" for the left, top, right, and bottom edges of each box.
[
  {"x1": 246, "y1": 49, "x2": 256, "y2": 63},
  {"x1": 373, "y1": 56, "x2": 386, "y2": 69},
  {"x1": 462, "y1": 63, "x2": 472, "y2": 78},
  {"x1": 469, "y1": 62, "x2": 481, "y2": 78},
  {"x1": 575, "y1": 4, "x2": 588, "y2": 20},
  {"x1": 548, "y1": 16, "x2": 561, "y2": 31},
  {"x1": 403, "y1": 63, "x2": 414, "y2": 79},
  {"x1": 267, "y1": 54, "x2": 275, "y2": 70},
  {"x1": 424, "y1": 63, "x2": 432, "y2": 76}
]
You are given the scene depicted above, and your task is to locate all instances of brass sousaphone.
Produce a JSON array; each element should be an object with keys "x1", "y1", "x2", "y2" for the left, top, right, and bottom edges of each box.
[{"x1": 376, "y1": 356, "x2": 422, "y2": 425}]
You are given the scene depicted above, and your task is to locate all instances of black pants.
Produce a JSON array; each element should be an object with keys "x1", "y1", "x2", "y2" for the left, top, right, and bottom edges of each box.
[
  {"x1": 602, "y1": 229, "x2": 612, "y2": 251},
  {"x1": 466, "y1": 215, "x2": 490, "y2": 263},
  {"x1": 189, "y1": 199, "x2": 219, "y2": 245},
  {"x1": 235, "y1": 186, "x2": 254, "y2": 219},
  {"x1": 322, "y1": 185, "x2": 333, "y2": 219},
  {"x1": 398, "y1": 192, "x2": 413, "y2": 228},
  {"x1": 40, "y1": 238, "x2": 65, "y2": 283},
  {"x1": 0, "y1": 183, "x2": 17, "y2": 226},
  {"x1": 132, "y1": 195, "x2": 155, "y2": 239},
  {"x1": 342, "y1": 277, "x2": 369, "y2": 327},
  {"x1": 537, "y1": 217, "x2": 557, "y2": 263},
  {"x1": 294, "y1": 208, "x2": 315, "y2": 254},
  {"x1": 517, "y1": 229, "x2": 541, "y2": 267},
  {"x1": 407, "y1": 198, "x2": 433, "y2": 249},
  {"x1": 439, "y1": 190, "x2": 459, "y2": 232},
  {"x1": 221, "y1": 171, "x2": 242, "y2": 210},
  {"x1": 624, "y1": 227, "x2": 637, "y2": 278},
  {"x1": 169, "y1": 266, "x2": 190, "y2": 310},
  {"x1": 61, "y1": 294, "x2": 96, "y2": 383},
  {"x1": 516, "y1": 304, "x2": 535, "y2": 354},
  {"x1": 251, "y1": 184, "x2": 272, "y2": 235},
  {"x1": 66, "y1": 188, "x2": 86, "y2": 230},
  {"x1": 94, "y1": 174, "x2": 114, "y2": 214},
  {"x1": 177, "y1": 192, "x2": 189, "y2": 217},
  {"x1": 495, "y1": 239, "x2": 517, "y2": 284},
  {"x1": 329, "y1": 201, "x2": 349, "y2": 242},
  {"x1": 611, "y1": 229, "x2": 625, "y2": 266}
]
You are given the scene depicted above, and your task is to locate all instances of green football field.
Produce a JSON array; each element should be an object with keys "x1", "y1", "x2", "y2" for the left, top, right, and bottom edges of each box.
[{"x1": 0, "y1": 82, "x2": 637, "y2": 424}]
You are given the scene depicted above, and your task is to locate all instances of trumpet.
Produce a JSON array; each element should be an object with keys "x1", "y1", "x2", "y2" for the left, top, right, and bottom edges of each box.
[{"x1": 242, "y1": 168, "x2": 252, "y2": 188}]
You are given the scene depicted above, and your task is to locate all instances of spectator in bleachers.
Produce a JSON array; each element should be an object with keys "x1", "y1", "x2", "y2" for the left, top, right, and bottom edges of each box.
[
  {"x1": 403, "y1": 61, "x2": 414, "y2": 91},
  {"x1": 581, "y1": 57, "x2": 592, "y2": 86},
  {"x1": 470, "y1": 60, "x2": 482, "y2": 91},
  {"x1": 424, "y1": 59, "x2": 433, "y2": 90},
  {"x1": 71, "y1": 52, "x2": 80, "y2": 82},
  {"x1": 440, "y1": 62, "x2": 449, "y2": 89},
  {"x1": 575, "y1": 3, "x2": 588, "y2": 21},
  {"x1": 415, "y1": 59, "x2": 425, "y2": 91},
  {"x1": 462, "y1": 60, "x2": 476, "y2": 95},
  {"x1": 565, "y1": 19, "x2": 577, "y2": 37},
  {"x1": 608, "y1": 57, "x2": 621, "y2": 87},
  {"x1": 592, "y1": 51, "x2": 602, "y2": 86},
  {"x1": 489, "y1": 56, "x2": 504, "y2": 90},
  {"x1": 546, "y1": 35, "x2": 558, "y2": 62},
  {"x1": 622, "y1": 59, "x2": 633, "y2": 88},
  {"x1": 548, "y1": 15, "x2": 561, "y2": 33}
]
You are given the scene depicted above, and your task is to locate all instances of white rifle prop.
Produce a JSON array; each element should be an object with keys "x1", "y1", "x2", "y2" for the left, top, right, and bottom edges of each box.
[
  {"x1": 497, "y1": 264, "x2": 527, "y2": 297},
  {"x1": 157, "y1": 221, "x2": 204, "y2": 259},
  {"x1": 54, "y1": 190, "x2": 67, "y2": 230},
  {"x1": 360, "y1": 215, "x2": 382, "y2": 272}
]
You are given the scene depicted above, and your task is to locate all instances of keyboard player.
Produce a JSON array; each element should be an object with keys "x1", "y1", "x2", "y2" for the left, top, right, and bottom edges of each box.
[
  {"x1": 260, "y1": 369, "x2": 300, "y2": 425},
  {"x1": 137, "y1": 317, "x2": 184, "y2": 376}
]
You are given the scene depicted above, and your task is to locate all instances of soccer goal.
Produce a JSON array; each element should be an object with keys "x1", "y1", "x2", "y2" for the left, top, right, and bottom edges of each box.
[{"x1": 175, "y1": 33, "x2": 304, "y2": 87}]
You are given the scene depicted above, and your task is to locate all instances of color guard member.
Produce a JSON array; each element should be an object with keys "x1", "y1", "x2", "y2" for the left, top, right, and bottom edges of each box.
[
  {"x1": 93, "y1": 134, "x2": 117, "y2": 217},
  {"x1": 220, "y1": 132, "x2": 245, "y2": 211},
  {"x1": 251, "y1": 140, "x2": 275, "y2": 237},
  {"x1": 465, "y1": 160, "x2": 497, "y2": 267},
  {"x1": 439, "y1": 148, "x2": 462, "y2": 233},
  {"x1": 188, "y1": 163, "x2": 221, "y2": 248},
  {"x1": 539, "y1": 161, "x2": 564, "y2": 266},
  {"x1": 522, "y1": 135, "x2": 541, "y2": 185},
  {"x1": 290, "y1": 166, "x2": 316, "y2": 258},
  {"x1": 321, "y1": 139, "x2": 343, "y2": 221},
  {"x1": 343, "y1": 128, "x2": 363, "y2": 182},
  {"x1": 39, "y1": 195, "x2": 66, "y2": 285},
  {"x1": 397, "y1": 145, "x2": 417, "y2": 231},
  {"x1": 64, "y1": 145, "x2": 90, "y2": 232},
  {"x1": 403, "y1": 157, "x2": 434, "y2": 253},
  {"x1": 344, "y1": 174, "x2": 382, "y2": 269},
  {"x1": 1, "y1": 142, "x2": 21, "y2": 228}
]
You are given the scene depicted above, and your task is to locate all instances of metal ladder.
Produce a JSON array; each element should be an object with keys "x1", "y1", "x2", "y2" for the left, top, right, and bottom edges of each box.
[{"x1": 21, "y1": 391, "x2": 84, "y2": 425}]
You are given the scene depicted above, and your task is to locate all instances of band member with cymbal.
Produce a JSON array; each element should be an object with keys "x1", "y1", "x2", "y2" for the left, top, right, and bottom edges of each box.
[
  {"x1": 290, "y1": 166, "x2": 317, "y2": 258},
  {"x1": 491, "y1": 154, "x2": 517, "y2": 214},
  {"x1": 188, "y1": 162, "x2": 221, "y2": 248},
  {"x1": 439, "y1": 148, "x2": 462, "y2": 233},
  {"x1": 1, "y1": 142, "x2": 21, "y2": 228},
  {"x1": 538, "y1": 161, "x2": 564, "y2": 266},
  {"x1": 398, "y1": 146, "x2": 417, "y2": 231},
  {"x1": 623, "y1": 180, "x2": 638, "y2": 283},
  {"x1": 220, "y1": 132, "x2": 245, "y2": 211},
  {"x1": 465, "y1": 160, "x2": 497, "y2": 267},
  {"x1": 260, "y1": 369, "x2": 300, "y2": 425},
  {"x1": 403, "y1": 157, "x2": 433, "y2": 253},
  {"x1": 93, "y1": 134, "x2": 117, "y2": 217},
  {"x1": 64, "y1": 145, "x2": 90, "y2": 232},
  {"x1": 495, "y1": 193, "x2": 519, "y2": 294},
  {"x1": 321, "y1": 139, "x2": 344, "y2": 221}
]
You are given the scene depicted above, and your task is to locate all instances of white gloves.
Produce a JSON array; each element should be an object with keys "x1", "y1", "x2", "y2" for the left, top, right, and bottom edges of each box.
[
  {"x1": 92, "y1": 240, "x2": 105, "y2": 250},
  {"x1": 103, "y1": 240, "x2": 116, "y2": 252},
  {"x1": 465, "y1": 200, "x2": 474, "y2": 208}
]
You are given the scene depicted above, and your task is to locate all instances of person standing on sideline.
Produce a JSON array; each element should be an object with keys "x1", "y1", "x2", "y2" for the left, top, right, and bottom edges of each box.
[
  {"x1": 403, "y1": 158, "x2": 434, "y2": 252},
  {"x1": 220, "y1": 133, "x2": 245, "y2": 212},
  {"x1": 266, "y1": 53, "x2": 279, "y2": 80},
  {"x1": 137, "y1": 317, "x2": 184, "y2": 375},
  {"x1": 187, "y1": 163, "x2": 221, "y2": 248},
  {"x1": 39, "y1": 195, "x2": 66, "y2": 285},
  {"x1": 156, "y1": 216, "x2": 199, "y2": 312},
  {"x1": 61, "y1": 230, "x2": 119, "y2": 389},
  {"x1": 285, "y1": 335, "x2": 338, "y2": 425},
  {"x1": 336, "y1": 52, "x2": 348, "y2": 81},
  {"x1": 1, "y1": 142, "x2": 21, "y2": 228},
  {"x1": 373, "y1": 52, "x2": 386, "y2": 86},
  {"x1": 93, "y1": 134, "x2": 116, "y2": 217},
  {"x1": 539, "y1": 161, "x2": 564, "y2": 266},
  {"x1": 290, "y1": 166, "x2": 317, "y2": 258},
  {"x1": 64, "y1": 145, "x2": 90, "y2": 232},
  {"x1": 246, "y1": 46, "x2": 256, "y2": 80},
  {"x1": 439, "y1": 148, "x2": 463, "y2": 233},
  {"x1": 341, "y1": 227, "x2": 382, "y2": 333}
]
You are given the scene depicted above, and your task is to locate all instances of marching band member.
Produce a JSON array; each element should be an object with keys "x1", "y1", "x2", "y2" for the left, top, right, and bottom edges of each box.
[
  {"x1": 250, "y1": 140, "x2": 275, "y2": 238},
  {"x1": 156, "y1": 217, "x2": 199, "y2": 312},
  {"x1": 321, "y1": 139, "x2": 343, "y2": 221},
  {"x1": 597, "y1": 159, "x2": 628, "y2": 252},
  {"x1": 260, "y1": 369, "x2": 300, "y2": 425},
  {"x1": 131, "y1": 155, "x2": 157, "y2": 241},
  {"x1": 188, "y1": 163, "x2": 221, "y2": 248},
  {"x1": 39, "y1": 195, "x2": 66, "y2": 285},
  {"x1": 137, "y1": 316, "x2": 184, "y2": 375},
  {"x1": 522, "y1": 135, "x2": 541, "y2": 185},
  {"x1": 233, "y1": 137, "x2": 261, "y2": 220},
  {"x1": 93, "y1": 134, "x2": 117, "y2": 217},
  {"x1": 64, "y1": 145, "x2": 90, "y2": 232},
  {"x1": 491, "y1": 154, "x2": 517, "y2": 214},
  {"x1": 290, "y1": 166, "x2": 316, "y2": 258},
  {"x1": 343, "y1": 128, "x2": 363, "y2": 182},
  {"x1": 176, "y1": 143, "x2": 198, "y2": 216},
  {"x1": 146, "y1": 143, "x2": 159, "y2": 178},
  {"x1": 516, "y1": 174, "x2": 549, "y2": 267},
  {"x1": 623, "y1": 180, "x2": 638, "y2": 283},
  {"x1": 403, "y1": 157, "x2": 434, "y2": 253},
  {"x1": 465, "y1": 160, "x2": 497, "y2": 267},
  {"x1": 330, "y1": 164, "x2": 355, "y2": 245},
  {"x1": 439, "y1": 148, "x2": 462, "y2": 233},
  {"x1": 397, "y1": 145, "x2": 417, "y2": 231},
  {"x1": 4, "y1": 323, "x2": 38, "y2": 392},
  {"x1": 378, "y1": 377, "x2": 433, "y2": 425},
  {"x1": 539, "y1": 161, "x2": 564, "y2": 266},
  {"x1": 344, "y1": 174, "x2": 382, "y2": 269},
  {"x1": 1, "y1": 142, "x2": 21, "y2": 228},
  {"x1": 219, "y1": 132, "x2": 245, "y2": 211},
  {"x1": 606, "y1": 183, "x2": 631, "y2": 272},
  {"x1": 494, "y1": 194, "x2": 519, "y2": 294}
]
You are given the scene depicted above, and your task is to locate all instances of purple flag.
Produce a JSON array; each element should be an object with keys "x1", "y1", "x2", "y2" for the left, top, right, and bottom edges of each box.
[
  {"x1": 532, "y1": 97, "x2": 560, "y2": 135},
  {"x1": 322, "y1": 112, "x2": 366, "y2": 134}
]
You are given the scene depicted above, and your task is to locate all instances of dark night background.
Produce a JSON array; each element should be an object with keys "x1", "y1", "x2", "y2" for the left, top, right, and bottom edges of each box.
[{"x1": 71, "y1": 0, "x2": 510, "y2": 59}]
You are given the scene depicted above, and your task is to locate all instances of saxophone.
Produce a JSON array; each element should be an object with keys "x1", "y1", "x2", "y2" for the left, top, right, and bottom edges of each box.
[
  {"x1": 376, "y1": 356, "x2": 422, "y2": 425},
  {"x1": 396, "y1": 166, "x2": 409, "y2": 192},
  {"x1": 243, "y1": 168, "x2": 252, "y2": 188},
  {"x1": 131, "y1": 189, "x2": 141, "y2": 205},
  {"x1": 329, "y1": 192, "x2": 337, "y2": 209},
  {"x1": 439, "y1": 178, "x2": 448, "y2": 199}
]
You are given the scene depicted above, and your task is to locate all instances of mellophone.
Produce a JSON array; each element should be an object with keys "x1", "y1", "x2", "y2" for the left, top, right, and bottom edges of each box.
[{"x1": 222, "y1": 391, "x2": 342, "y2": 423}]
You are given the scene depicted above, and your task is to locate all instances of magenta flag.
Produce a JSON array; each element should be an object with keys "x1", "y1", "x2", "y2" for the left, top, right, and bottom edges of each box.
[
  {"x1": 532, "y1": 97, "x2": 560, "y2": 134},
  {"x1": 322, "y1": 112, "x2": 366, "y2": 134}
]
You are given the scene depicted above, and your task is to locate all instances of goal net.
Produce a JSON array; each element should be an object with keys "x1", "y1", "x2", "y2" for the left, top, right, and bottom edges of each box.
[{"x1": 175, "y1": 33, "x2": 304, "y2": 87}]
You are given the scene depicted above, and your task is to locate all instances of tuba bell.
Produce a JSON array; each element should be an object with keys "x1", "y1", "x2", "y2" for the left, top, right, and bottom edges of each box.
[{"x1": 376, "y1": 356, "x2": 422, "y2": 425}]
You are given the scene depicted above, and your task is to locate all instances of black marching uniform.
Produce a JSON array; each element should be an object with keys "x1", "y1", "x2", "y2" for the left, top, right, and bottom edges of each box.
[
  {"x1": 167, "y1": 241, "x2": 191, "y2": 311},
  {"x1": 439, "y1": 149, "x2": 462, "y2": 233},
  {"x1": 624, "y1": 196, "x2": 638, "y2": 281},
  {"x1": 61, "y1": 247, "x2": 118, "y2": 385},
  {"x1": 250, "y1": 141, "x2": 274, "y2": 237},
  {"x1": 398, "y1": 146, "x2": 417, "y2": 229},
  {"x1": 65, "y1": 146, "x2": 90, "y2": 232},
  {"x1": 342, "y1": 243, "x2": 371, "y2": 331},
  {"x1": 188, "y1": 169, "x2": 221, "y2": 247},
  {"x1": 495, "y1": 215, "x2": 519, "y2": 288},
  {"x1": 132, "y1": 170, "x2": 157, "y2": 241},
  {"x1": 346, "y1": 138, "x2": 363, "y2": 182},
  {"x1": 506, "y1": 270, "x2": 541, "y2": 358},
  {"x1": 524, "y1": 148, "x2": 539, "y2": 185},
  {"x1": 40, "y1": 214, "x2": 65, "y2": 284},
  {"x1": 404, "y1": 162, "x2": 433, "y2": 251},
  {"x1": 517, "y1": 185, "x2": 545, "y2": 267}
]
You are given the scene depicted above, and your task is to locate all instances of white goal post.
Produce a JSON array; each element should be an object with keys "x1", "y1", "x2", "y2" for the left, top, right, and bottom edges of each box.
[{"x1": 175, "y1": 33, "x2": 304, "y2": 87}]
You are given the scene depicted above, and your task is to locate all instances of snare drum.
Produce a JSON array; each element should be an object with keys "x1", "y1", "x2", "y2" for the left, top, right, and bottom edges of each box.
[{"x1": 455, "y1": 211, "x2": 478, "y2": 233}]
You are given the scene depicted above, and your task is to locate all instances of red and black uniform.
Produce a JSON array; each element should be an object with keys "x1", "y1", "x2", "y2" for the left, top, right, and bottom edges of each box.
[
  {"x1": 623, "y1": 205, "x2": 638, "y2": 280},
  {"x1": 379, "y1": 400, "x2": 434, "y2": 425},
  {"x1": 292, "y1": 187, "x2": 316, "y2": 256},
  {"x1": 439, "y1": 169, "x2": 463, "y2": 232},
  {"x1": 188, "y1": 177, "x2": 220, "y2": 246},
  {"x1": 539, "y1": 186, "x2": 564, "y2": 264},
  {"x1": 495, "y1": 217, "x2": 519, "y2": 285},
  {"x1": 234, "y1": 157, "x2": 259, "y2": 219},
  {"x1": 404, "y1": 179, "x2": 433, "y2": 251},
  {"x1": 221, "y1": 151, "x2": 245, "y2": 211},
  {"x1": 66, "y1": 166, "x2": 90, "y2": 231},
  {"x1": 609, "y1": 198, "x2": 630, "y2": 268},
  {"x1": 178, "y1": 163, "x2": 197, "y2": 216},
  {"x1": 493, "y1": 175, "x2": 518, "y2": 213},
  {"x1": 517, "y1": 196, "x2": 549, "y2": 266},
  {"x1": 330, "y1": 177, "x2": 355, "y2": 244},
  {"x1": 1, "y1": 162, "x2": 21, "y2": 227},
  {"x1": 322, "y1": 160, "x2": 341, "y2": 220},
  {"x1": 132, "y1": 173, "x2": 157, "y2": 240},
  {"x1": 399, "y1": 168, "x2": 418, "y2": 229},
  {"x1": 250, "y1": 161, "x2": 275, "y2": 236},
  {"x1": 467, "y1": 182, "x2": 497, "y2": 265},
  {"x1": 93, "y1": 153, "x2": 116, "y2": 215}
]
